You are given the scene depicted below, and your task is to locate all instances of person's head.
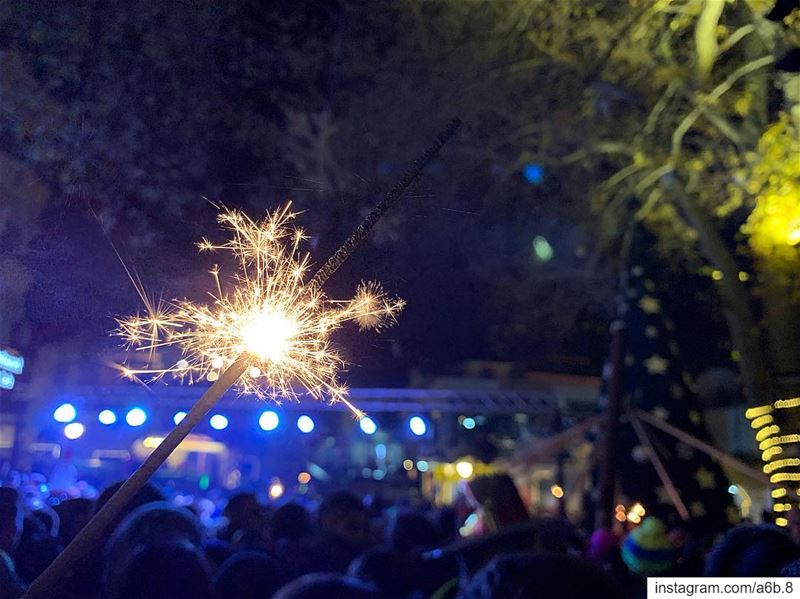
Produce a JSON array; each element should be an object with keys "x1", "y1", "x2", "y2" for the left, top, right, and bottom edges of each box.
[
  {"x1": 213, "y1": 551, "x2": 285, "y2": 599},
  {"x1": 0, "y1": 487, "x2": 23, "y2": 553},
  {"x1": 706, "y1": 524, "x2": 800, "y2": 577},
  {"x1": 318, "y1": 492, "x2": 370, "y2": 549},
  {"x1": 105, "y1": 539, "x2": 212, "y2": 599},
  {"x1": 271, "y1": 502, "x2": 312, "y2": 543},
  {"x1": 104, "y1": 502, "x2": 204, "y2": 586},
  {"x1": 348, "y1": 549, "x2": 414, "y2": 599},
  {"x1": 386, "y1": 510, "x2": 438, "y2": 553},
  {"x1": 621, "y1": 517, "x2": 677, "y2": 576},
  {"x1": 13, "y1": 524, "x2": 62, "y2": 584},
  {"x1": 95, "y1": 480, "x2": 165, "y2": 535},
  {"x1": 221, "y1": 493, "x2": 265, "y2": 540},
  {"x1": 461, "y1": 553, "x2": 621, "y2": 599},
  {"x1": 273, "y1": 573, "x2": 382, "y2": 599},
  {"x1": 222, "y1": 493, "x2": 260, "y2": 527},
  {"x1": 54, "y1": 497, "x2": 93, "y2": 545}
]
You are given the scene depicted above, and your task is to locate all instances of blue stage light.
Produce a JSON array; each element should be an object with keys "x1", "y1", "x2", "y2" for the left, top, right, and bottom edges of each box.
[
  {"x1": 64, "y1": 422, "x2": 85, "y2": 440},
  {"x1": 259, "y1": 410, "x2": 279, "y2": 431},
  {"x1": 209, "y1": 414, "x2": 229, "y2": 430},
  {"x1": 409, "y1": 416, "x2": 427, "y2": 436},
  {"x1": 98, "y1": 409, "x2": 117, "y2": 425},
  {"x1": 173, "y1": 411, "x2": 187, "y2": 425},
  {"x1": 125, "y1": 407, "x2": 147, "y2": 427},
  {"x1": 53, "y1": 403, "x2": 77, "y2": 423},
  {"x1": 297, "y1": 415, "x2": 315, "y2": 433},
  {"x1": 462, "y1": 417, "x2": 476, "y2": 430},
  {"x1": 359, "y1": 416, "x2": 377, "y2": 435}
]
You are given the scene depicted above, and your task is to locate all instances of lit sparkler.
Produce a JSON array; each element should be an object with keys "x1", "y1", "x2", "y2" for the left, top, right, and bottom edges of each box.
[
  {"x1": 24, "y1": 119, "x2": 460, "y2": 599},
  {"x1": 116, "y1": 203, "x2": 405, "y2": 417}
]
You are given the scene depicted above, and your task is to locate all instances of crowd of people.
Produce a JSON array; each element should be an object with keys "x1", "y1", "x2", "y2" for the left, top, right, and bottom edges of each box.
[{"x1": 2, "y1": 472, "x2": 800, "y2": 598}]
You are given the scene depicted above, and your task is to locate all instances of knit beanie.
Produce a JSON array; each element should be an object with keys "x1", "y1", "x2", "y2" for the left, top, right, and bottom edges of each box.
[{"x1": 621, "y1": 517, "x2": 677, "y2": 575}]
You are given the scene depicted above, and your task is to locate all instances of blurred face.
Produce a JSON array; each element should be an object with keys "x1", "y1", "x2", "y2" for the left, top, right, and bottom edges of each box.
[{"x1": 324, "y1": 509, "x2": 370, "y2": 548}]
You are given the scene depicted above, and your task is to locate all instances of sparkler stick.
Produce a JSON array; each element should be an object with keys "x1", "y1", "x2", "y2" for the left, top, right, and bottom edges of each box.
[
  {"x1": 23, "y1": 120, "x2": 460, "y2": 599},
  {"x1": 309, "y1": 118, "x2": 462, "y2": 289}
]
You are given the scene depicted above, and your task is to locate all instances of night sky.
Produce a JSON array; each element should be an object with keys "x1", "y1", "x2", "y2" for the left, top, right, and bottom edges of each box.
[{"x1": 0, "y1": 1, "x2": 735, "y2": 390}]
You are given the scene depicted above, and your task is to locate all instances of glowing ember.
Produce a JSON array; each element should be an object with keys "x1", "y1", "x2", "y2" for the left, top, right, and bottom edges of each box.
[{"x1": 116, "y1": 203, "x2": 404, "y2": 416}]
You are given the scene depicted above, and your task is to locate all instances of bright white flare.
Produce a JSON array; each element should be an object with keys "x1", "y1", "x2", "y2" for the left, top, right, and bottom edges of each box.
[{"x1": 116, "y1": 204, "x2": 404, "y2": 416}]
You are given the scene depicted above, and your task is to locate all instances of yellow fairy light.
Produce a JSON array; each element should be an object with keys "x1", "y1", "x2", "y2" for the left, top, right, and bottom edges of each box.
[
  {"x1": 116, "y1": 204, "x2": 405, "y2": 416},
  {"x1": 550, "y1": 484, "x2": 564, "y2": 499},
  {"x1": 761, "y1": 434, "x2": 800, "y2": 450},
  {"x1": 764, "y1": 458, "x2": 800, "y2": 474},
  {"x1": 775, "y1": 397, "x2": 800, "y2": 410},
  {"x1": 770, "y1": 473, "x2": 800, "y2": 483},
  {"x1": 756, "y1": 426, "x2": 781, "y2": 443},
  {"x1": 746, "y1": 405, "x2": 773, "y2": 420},
  {"x1": 772, "y1": 488, "x2": 788, "y2": 498},
  {"x1": 776, "y1": 517, "x2": 789, "y2": 527},
  {"x1": 750, "y1": 414, "x2": 774, "y2": 429}
]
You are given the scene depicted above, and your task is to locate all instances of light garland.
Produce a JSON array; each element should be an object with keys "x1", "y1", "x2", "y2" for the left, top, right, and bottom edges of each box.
[{"x1": 747, "y1": 397, "x2": 800, "y2": 526}]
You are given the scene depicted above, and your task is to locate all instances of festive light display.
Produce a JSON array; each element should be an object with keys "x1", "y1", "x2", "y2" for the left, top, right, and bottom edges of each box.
[{"x1": 746, "y1": 396, "x2": 800, "y2": 525}]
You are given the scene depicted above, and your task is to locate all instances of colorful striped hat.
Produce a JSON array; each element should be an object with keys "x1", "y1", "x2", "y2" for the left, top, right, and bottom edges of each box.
[{"x1": 621, "y1": 517, "x2": 677, "y2": 576}]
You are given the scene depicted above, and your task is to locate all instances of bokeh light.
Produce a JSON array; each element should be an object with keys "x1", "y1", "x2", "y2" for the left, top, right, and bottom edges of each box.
[
  {"x1": 259, "y1": 410, "x2": 280, "y2": 431},
  {"x1": 64, "y1": 422, "x2": 85, "y2": 440},
  {"x1": 209, "y1": 414, "x2": 229, "y2": 430},
  {"x1": 98, "y1": 409, "x2": 117, "y2": 425},
  {"x1": 125, "y1": 407, "x2": 147, "y2": 427},
  {"x1": 297, "y1": 415, "x2": 315, "y2": 433},
  {"x1": 408, "y1": 416, "x2": 427, "y2": 436},
  {"x1": 359, "y1": 416, "x2": 377, "y2": 435},
  {"x1": 53, "y1": 403, "x2": 77, "y2": 423}
]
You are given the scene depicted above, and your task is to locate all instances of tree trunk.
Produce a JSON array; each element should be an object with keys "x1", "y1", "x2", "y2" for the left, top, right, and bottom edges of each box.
[{"x1": 661, "y1": 174, "x2": 772, "y2": 405}]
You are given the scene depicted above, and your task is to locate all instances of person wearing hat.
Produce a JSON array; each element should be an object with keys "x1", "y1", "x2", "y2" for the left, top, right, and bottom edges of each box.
[{"x1": 621, "y1": 517, "x2": 678, "y2": 576}]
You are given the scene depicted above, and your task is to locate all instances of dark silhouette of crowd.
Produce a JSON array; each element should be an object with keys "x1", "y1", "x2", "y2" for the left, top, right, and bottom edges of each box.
[{"x1": 3, "y1": 475, "x2": 800, "y2": 599}]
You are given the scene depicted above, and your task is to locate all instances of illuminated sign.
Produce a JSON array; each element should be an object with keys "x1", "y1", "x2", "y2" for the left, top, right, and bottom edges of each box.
[
  {"x1": 0, "y1": 346, "x2": 23, "y2": 390},
  {"x1": 0, "y1": 371, "x2": 14, "y2": 390},
  {"x1": 0, "y1": 348, "x2": 24, "y2": 374}
]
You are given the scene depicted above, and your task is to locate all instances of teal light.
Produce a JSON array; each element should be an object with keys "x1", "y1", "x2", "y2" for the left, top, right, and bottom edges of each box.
[{"x1": 532, "y1": 236, "x2": 554, "y2": 262}]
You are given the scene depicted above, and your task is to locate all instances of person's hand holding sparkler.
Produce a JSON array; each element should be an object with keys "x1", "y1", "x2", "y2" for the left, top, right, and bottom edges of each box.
[{"x1": 23, "y1": 119, "x2": 460, "y2": 599}]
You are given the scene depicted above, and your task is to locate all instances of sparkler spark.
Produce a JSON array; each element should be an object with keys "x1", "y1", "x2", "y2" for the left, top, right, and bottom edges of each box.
[{"x1": 116, "y1": 203, "x2": 405, "y2": 416}]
